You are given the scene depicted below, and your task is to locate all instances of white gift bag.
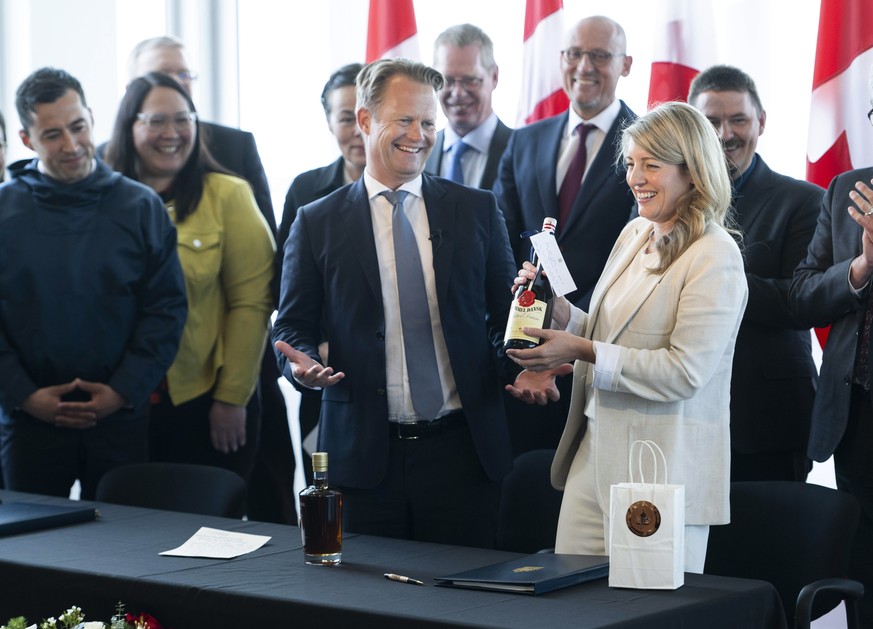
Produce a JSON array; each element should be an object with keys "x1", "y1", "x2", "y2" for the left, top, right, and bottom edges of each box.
[{"x1": 608, "y1": 440, "x2": 685, "y2": 590}]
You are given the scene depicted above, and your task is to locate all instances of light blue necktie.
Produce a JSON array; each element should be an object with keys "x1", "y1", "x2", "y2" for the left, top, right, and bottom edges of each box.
[
  {"x1": 382, "y1": 190, "x2": 443, "y2": 420},
  {"x1": 446, "y1": 141, "x2": 471, "y2": 184}
]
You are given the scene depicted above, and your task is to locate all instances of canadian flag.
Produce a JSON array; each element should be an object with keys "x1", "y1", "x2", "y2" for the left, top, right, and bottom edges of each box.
[
  {"x1": 647, "y1": 0, "x2": 717, "y2": 108},
  {"x1": 516, "y1": 0, "x2": 568, "y2": 126},
  {"x1": 807, "y1": 0, "x2": 873, "y2": 348},
  {"x1": 365, "y1": 0, "x2": 420, "y2": 62},
  {"x1": 806, "y1": 0, "x2": 873, "y2": 189}
]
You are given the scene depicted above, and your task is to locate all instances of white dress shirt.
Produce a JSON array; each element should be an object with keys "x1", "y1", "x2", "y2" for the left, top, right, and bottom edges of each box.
[
  {"x1": 439, "y1": 112, "x2": 499, "y2": 187},
  {"x1": 364, "y1": 171, "x2": 461, "y2": 422},
  {"x1": 555, "y1": 99, "x2": 622, "y2": 193}
]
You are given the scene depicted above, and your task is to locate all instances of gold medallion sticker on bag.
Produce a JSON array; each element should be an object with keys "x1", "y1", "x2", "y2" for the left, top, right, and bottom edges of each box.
[{"x1": 626, "y1": 500, "x2": 661, "y2": 537}]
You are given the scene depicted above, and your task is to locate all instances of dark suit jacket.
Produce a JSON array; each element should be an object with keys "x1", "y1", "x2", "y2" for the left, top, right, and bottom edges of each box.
[
  {"x1": 492, "y1": 102, "x2": 636, "y2": 310},
  {"x1": 273, "y1": 174, "x2": 516, "y2": 488},
  {"x1": 425, "y1": 119, "x2": 512, "y2": 190},
  {"x1": 277, "y1": 157, "x2": 345, "y2": 252},
  {"x1": 200, "y1": 121, "x2": 275, "y2": 235},
  {"x1": 790, "y1": 166, "x2": 873, "y2": 461},
  {"x1": 730, "y1": 156, "x2": 822, "y2": 453}
]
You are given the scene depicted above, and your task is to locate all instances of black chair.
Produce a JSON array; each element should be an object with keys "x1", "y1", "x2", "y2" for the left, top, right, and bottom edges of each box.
[
  {"x1": 704, "y1": 481, "x2": 864, "y2": 629},
  {"x1": 496, "y1": 449, "x2": 563, "y2": 553},
  {"x1": 95, "y1": 462, "x2": 247, "y2": 518}
]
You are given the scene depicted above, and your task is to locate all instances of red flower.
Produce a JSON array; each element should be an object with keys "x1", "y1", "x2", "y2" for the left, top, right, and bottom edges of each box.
[{"x1": 125, "y1": 611, "x2": 166, "y2": 629}]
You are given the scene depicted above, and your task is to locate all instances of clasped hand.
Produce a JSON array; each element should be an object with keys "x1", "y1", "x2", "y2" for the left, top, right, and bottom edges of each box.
[{"x1": 21, "y1": 378, "x2": 126, "y2": 429}]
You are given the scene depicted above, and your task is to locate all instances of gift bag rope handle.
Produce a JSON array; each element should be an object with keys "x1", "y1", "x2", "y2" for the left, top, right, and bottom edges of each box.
[{"x1": 628, "y1": 440, "x2": 668, "y2": 486}]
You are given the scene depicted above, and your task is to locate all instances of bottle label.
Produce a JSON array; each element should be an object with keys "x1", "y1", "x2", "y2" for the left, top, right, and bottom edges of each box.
[{"x1": 504, "y1": 298, "x2": 548, "y2": 344}]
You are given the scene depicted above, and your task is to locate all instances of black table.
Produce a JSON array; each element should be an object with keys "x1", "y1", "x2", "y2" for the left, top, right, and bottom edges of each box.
[{"x1": 0, "y1": 491, "x2": 786, "y2": 628}]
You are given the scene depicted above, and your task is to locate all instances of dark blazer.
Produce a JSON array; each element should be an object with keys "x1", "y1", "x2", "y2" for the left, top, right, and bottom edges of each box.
[
  {"x1": 492, "y1": 102, "x2": 636, "y2": 310},
  {"x1": 277, "y1": 157, "x2": 345, "y2": 252},
  {"x1": 200, "y1": 121, "x2": 275, "y2": 235},
  {"x1": 273, "y1": 174, "x2": 516, "y2": 488},
  {"x1": 425, "y1": 118, "x2": 513, "y2": 190},
  {"x1": 730, "y1": 156, "x2": 822, "y2": 453},
  {"x1": 791, "y1": 167, "x2": 873, "y2": 462}
]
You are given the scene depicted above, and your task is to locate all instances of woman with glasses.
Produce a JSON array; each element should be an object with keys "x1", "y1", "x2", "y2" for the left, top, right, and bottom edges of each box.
[{"x1": 105, "y1": 72, "x2": 275, "y2": 481}]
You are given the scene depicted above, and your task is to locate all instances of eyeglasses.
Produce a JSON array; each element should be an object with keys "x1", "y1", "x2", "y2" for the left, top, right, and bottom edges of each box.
[
  {"x1": 560, "y1": 48, "x2": 624, "y2": 67},
  {"x1": 171, "y1": 71, "x2": 198, "y2": 83},
  {"x1": 443, "y1": 76, "x2": 484, "y2": 91},
  {"x1": 136, "y1": 112, "x2": 198, "y2": 134}
]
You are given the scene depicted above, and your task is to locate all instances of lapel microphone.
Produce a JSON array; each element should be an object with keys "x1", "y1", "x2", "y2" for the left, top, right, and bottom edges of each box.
[{"x1": 429, "y1": 230, "x2": 444, "y2": 253}]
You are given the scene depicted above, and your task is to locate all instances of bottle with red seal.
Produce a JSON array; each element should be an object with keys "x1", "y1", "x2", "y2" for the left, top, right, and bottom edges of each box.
[{"x1": 503, "y1": 217, "x2": 557, "y2": 350}]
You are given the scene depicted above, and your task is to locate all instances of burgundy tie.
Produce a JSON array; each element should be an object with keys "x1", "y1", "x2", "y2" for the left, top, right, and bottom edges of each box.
[{"x1": 557, "y1": 124, "x2": 594, "y2": 228}]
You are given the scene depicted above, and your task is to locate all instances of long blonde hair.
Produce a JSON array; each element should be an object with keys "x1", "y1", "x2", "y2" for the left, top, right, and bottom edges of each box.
[{"x1": 620, "y1": 101, "x2": 736, "y2": 273}]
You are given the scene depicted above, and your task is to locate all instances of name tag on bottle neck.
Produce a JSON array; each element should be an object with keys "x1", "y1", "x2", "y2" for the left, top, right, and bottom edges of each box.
[{"x1": 530, "y1": 231, "x2": 577, "y2": 297}]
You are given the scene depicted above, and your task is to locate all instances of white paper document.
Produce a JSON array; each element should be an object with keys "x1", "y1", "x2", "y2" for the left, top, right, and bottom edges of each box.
[
  {"x1": 530, "y1": 231, "x2": 577, "y2": 297},
  {"x1": 160, "y1": 526, "x2": 271, "y2": 559}
]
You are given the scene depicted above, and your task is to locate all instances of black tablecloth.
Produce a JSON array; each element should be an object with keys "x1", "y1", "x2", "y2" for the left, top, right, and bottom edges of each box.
[{"x1": 0, "y1": 491, "x2": 786, "y2": 628}]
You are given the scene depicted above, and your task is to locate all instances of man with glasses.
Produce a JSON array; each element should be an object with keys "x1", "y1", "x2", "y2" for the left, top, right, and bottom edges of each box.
[
  {"x1": 0, "y1": 67, "x2": 186, "y2": 500},
  {"x1": 492, "y1": 16, "x2": 635, "y2": 450},
  {"x1": 426, "y1": 24, "x2": 511, "y2": 190},
  {"x1": 494, "y1": 16, "x2": 635, "y2": 311},
  {"x1": 687, "y1": 65, "x2": 822, "y2": 484},
  {"x1": 790, "y1": 68, "x2": 873, "y2": 629}
]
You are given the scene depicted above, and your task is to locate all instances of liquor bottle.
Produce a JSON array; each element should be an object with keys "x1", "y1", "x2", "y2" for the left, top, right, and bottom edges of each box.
[
  {"x1": 299, "y1": 451, "x2": 343, "y2": 565},
  {"x1": 504, "y1": 217, "x2": 557, "y2": 350}
]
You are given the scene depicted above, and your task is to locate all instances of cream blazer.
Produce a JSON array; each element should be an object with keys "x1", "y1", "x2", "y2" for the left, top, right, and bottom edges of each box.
[{"x1": 551, "y1": 217, "x2": 748, "y2": 525}]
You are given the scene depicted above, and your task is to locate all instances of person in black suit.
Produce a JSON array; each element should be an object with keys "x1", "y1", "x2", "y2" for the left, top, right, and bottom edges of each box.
[
  {"x1": 493, "y1": 16, "x2": 635, "y2": 311},
  {"x1": 273, "y1": 58, "x2": 517, "y2": 548},
  {"x1": 687, "y1": 65, "x2": 822, "y2": 482},
  {"x1": 276, "y1": 62, "x2": 365, "y2": 487},
  {"x1": 426, "y1": 24, "x2": 511, "y2": 190},
  {"x1": 277, "y1": 64, "x2": 365, "y2": 254},
  {"x1": 790, "y1": 164, "x2": 873, "y2": 626},
  {"x1": 128, "y1": 36, "x2": 288, "y2": 523},
  {"x1": 493, "y1": 16, "x2": 636, "y2": 453}
]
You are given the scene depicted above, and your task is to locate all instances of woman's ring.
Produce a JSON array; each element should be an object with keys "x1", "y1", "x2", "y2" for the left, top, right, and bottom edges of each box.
[{"x1": 866, "y1": 210, "x2": 873, "y2": 216}]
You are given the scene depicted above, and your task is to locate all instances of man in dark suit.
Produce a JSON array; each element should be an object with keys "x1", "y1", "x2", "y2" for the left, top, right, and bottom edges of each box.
[
  {"x1": 790, "y1": 159, "x2": 873, "y2": 626},
  {"x1": 492, "y1": 16, "x2": 635, "y2": 453},
  {"x1": 688, "y1": 65, "x2": 822, "y2": 482},
  {"x1": 128, "y1": 36, "x2": 287, "y2": 523},
  {"x1": 426, "y1": 24, "x2": 511, "y2": 191},
  {"x1": 274, "y1": 58, "x2": 517, "y2": 548},
  {"x1": 493, "y1": 16, "x2": 635, "y2": 311}
]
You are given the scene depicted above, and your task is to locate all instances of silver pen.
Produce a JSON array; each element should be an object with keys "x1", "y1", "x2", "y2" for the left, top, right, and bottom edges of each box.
[{"x1": 384, "y1": 572, "x2": 425, "y2": 586}]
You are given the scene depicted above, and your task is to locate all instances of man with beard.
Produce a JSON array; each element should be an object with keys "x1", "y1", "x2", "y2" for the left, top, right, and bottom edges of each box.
[
  {"x1": 689, "y1": 65, "x2": 822, "y2": 482},
  {"x1": 426, "y1": 23, "x2": 511, "y2": 191}
]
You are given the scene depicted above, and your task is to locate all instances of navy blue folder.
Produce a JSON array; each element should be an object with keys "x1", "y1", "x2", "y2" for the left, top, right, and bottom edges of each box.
[
  {"x1": 434, "y1": 553, "x2": 609, "y2": 595},
  {"x1": 0, "y1": 502, "x2": 97, "y2": 536}
]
